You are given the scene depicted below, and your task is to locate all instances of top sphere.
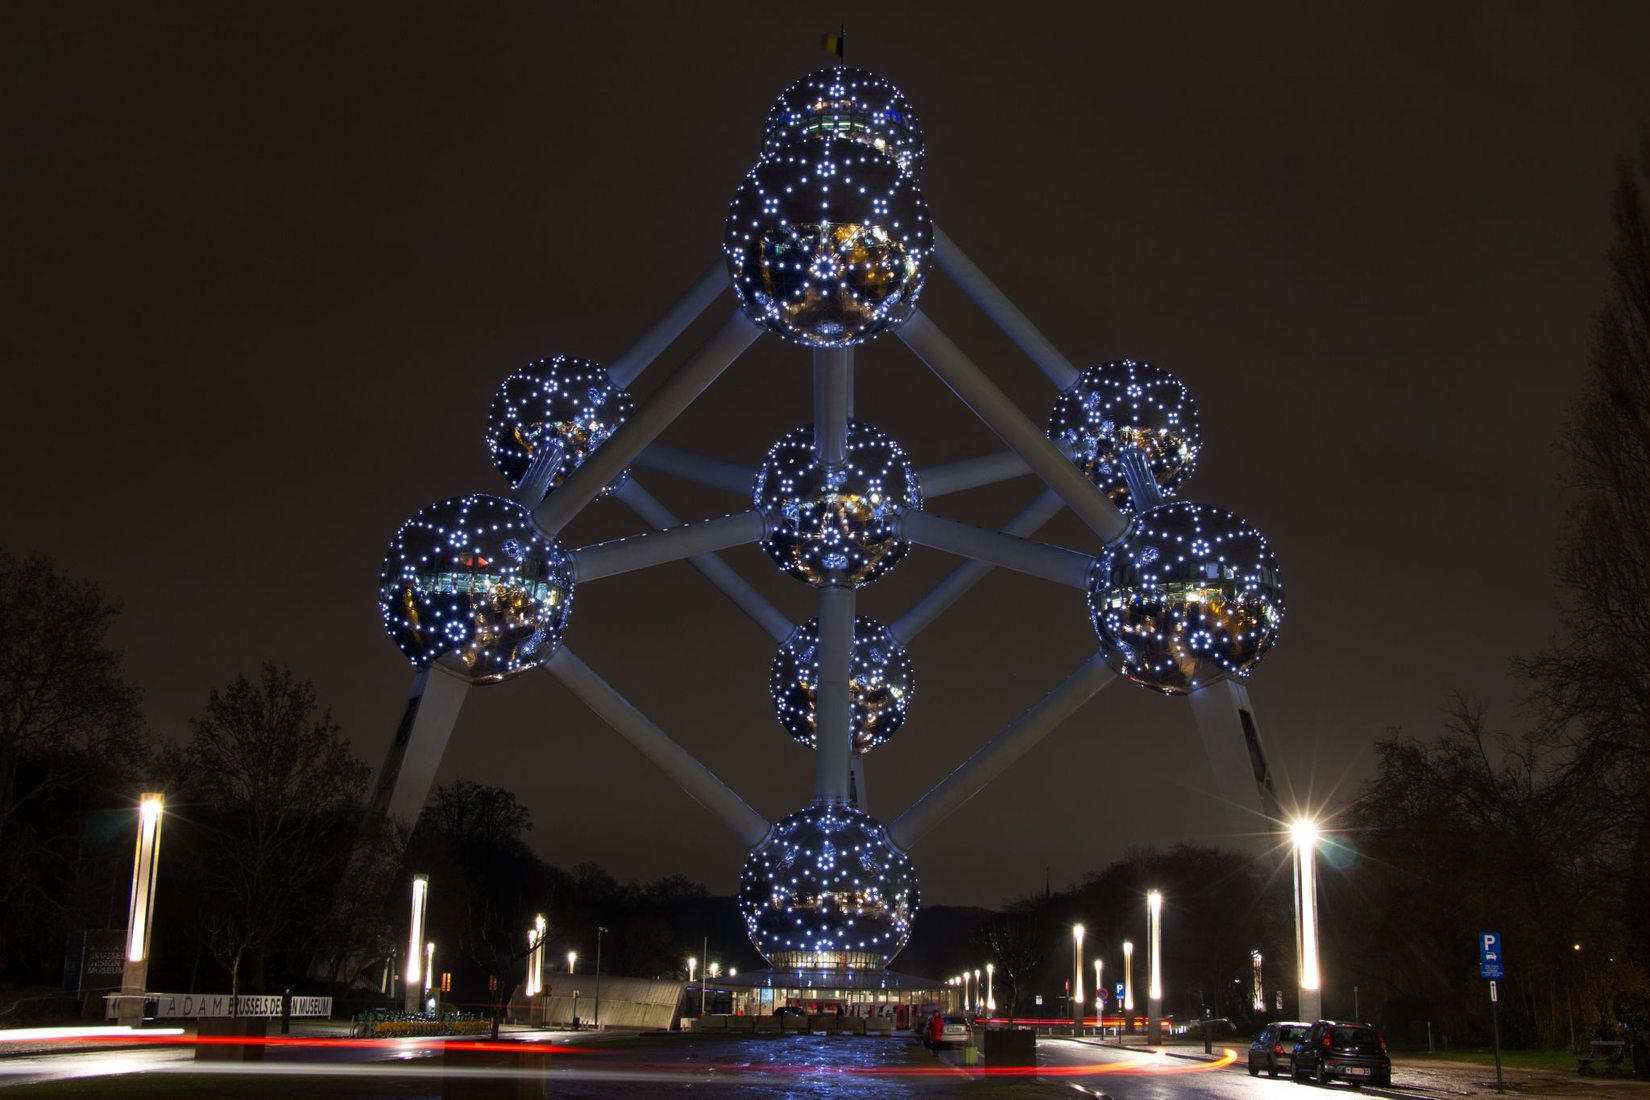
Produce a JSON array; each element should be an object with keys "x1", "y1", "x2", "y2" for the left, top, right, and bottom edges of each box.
[
  {"x1": 378, "y1": 493, "x2": 574, "y2": 685},
  {"x1": 761, "y1": 67, "x2": 925, "y2": 177},
  {"x1": 485, "y1": 357, "x2": 636, "y2": 503},
  {"x1": 1087, "y1": 500, "x2": 1284, "y2": 695},
  {"x1": 1047, "y1": 360, "x2": 1201, "y2": 513}
]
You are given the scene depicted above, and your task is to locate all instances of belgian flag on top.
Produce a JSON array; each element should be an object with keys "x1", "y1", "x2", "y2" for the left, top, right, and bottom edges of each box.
[{"x1": 821, "y1": 30, "x2": 844, "y2": 62}]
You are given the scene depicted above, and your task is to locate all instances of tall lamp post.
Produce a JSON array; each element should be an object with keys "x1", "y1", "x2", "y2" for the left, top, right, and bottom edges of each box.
[
  {"x1": 986, "y1": 962, "x2": 995, "y2": 1015},
  {"x1": 404, "y1": 874, "x2": 429, "y2": 1014},
  {"x1": 568, "y1": 950, "x2": 577, "y2": 975},
  {"x1": 1147, "y1": 890, "x2": 1164, "y2": 1043},
  {"x1": 1292, "y1": 819, "x2": 1322, "y2": 1022},
  {"x1": 974, "y1": 969, "x2": 982, "y2": 1016},
  {"x1": 1123, "y1": 939, "x2": 1135, "y2": 1035},
  {"x1": 118, "y1": 793, "x2": 164, "y2": 1026},
  {"x1": 594, "y1": 926, "x2": 608, "y2": 1031},
  {"x1": 1094, "y1": 958, "x2": 1104, "y2": 1032},
  {"x1": 1072, "y1": 924, "x2": 1085, "y2": 1035},
  {"x1": 1251, "y1": 950, "x2": 1266, "y2": 1013}
]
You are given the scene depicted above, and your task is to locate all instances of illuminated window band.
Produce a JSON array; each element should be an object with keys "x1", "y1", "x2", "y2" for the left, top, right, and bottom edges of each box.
[
  {"x1": 760, "y1": 67, "x2": 926, "y2": 178},
  {"x1": 379, "y1": 494, "x2": 574, "y2": 685},
  {"x1": 1047, "y1": 359, "x2": 1202, "y2": 513},
  {"x1": 485, "y1": 356, "x2": 636, "y2": 502},
  {"x1": 738, "y1": 803, "x2": 919, "y2": 970},
  {"x1": 755, "y1": 420, "x2": 922, "y2": 587},
  {"x1": 1088, "y1": 501, "x2": 1284, "y2": 694},
  {"x1": 771, "y1": 615, "x2": 914, "y2": 754}
]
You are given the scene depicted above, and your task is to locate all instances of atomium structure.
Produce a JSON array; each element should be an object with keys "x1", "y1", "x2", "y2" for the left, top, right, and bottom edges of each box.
[{"x1": 370, "y1": 62, "x2": 1289, "y2": 979}]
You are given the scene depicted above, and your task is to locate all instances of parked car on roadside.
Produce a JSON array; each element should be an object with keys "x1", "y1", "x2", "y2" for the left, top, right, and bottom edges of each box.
[
  {"x1": 927, "y1": 1013, "x2": 971, "y2": 1048},
  {"x1": 1247, "y1": 1020, "x2": 1311, "y2": 1077},
  {"x1": 1290, "y1": 1020, "x2": 1392, "y2": 1087}
]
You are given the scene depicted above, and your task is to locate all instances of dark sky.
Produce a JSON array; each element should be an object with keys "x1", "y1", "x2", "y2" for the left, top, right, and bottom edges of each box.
[{"x1": 6, "y1": 2, "x2": 1650, "y2": 909}]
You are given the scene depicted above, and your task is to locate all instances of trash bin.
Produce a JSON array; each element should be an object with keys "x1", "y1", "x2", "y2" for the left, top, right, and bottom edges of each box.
[
  {"x1": 1631, "y1": 1040, "x2": 1649, "y2": 1079},
  {"x1": 963, "y1": 1044, "x2": 978, "y2": 1066}
]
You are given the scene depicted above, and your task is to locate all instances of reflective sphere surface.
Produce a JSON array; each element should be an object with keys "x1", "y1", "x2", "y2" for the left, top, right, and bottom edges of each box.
[
  {"x1": 1089, "y1": 501, "x2": 1283, "y2": 694},
  {"x1": 1047, "y1": 360, "x2": 1201, "y2": 513},
  {"x1": 485, "y1": 356, "x2": 635, "y2": 502},
  {"x1": 755, "y1": 421, "x2": 921, "y2": 587},
  {"x1": 761, "y1": 66, "x2": 925, "y2": 177},
  {"x1": 725, "y1": 137, "x2": 931, "y2": 347},
  {"x1": 738, "y1": 802, "x2": 919, "y2": 971},
  {"x1": 771, "y1": 616, "x2": 914, "y2": 754},
  {"x1": 379, "y1": 494, "x2": 573, "y2": 684}
]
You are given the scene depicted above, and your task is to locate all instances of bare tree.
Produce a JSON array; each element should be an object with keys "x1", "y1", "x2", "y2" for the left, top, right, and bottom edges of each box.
[{"x1": 184, "y1": 664, "x2": 368, "y2": 1008}]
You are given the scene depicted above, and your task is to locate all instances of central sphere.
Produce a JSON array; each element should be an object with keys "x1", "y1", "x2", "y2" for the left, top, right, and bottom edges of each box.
[
  {"x1": 738, "y1": 803, "x2": 919, "y2": 971},
  {"x1": 755, "y1": 421, "x2": 921, "y2": 587},
  {"x1": 725, "y1": 135, "x2": 932, "y2": 347},
  {"x1": 1047, "y1": 360, "x2": 1201, "y2": 513},
  {"x1": 761, "y1": 67, "x2": 925, "y2": 177},
  {"x1": 485, "y1": 356, "x2": 635, "y2": 503},
  {"x1": 1087, "y1": 501, "x2": 1284, "y2": 694},
  {"x1": 378, "y1": 494, "x2": 574, "y2": 684},
  {"x1": 771, "y1": 616, "x2": 914, "y2": 754}
]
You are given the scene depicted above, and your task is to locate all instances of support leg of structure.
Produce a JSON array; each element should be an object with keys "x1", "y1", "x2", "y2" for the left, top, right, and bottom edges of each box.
[
  {"x1": 890, "y1": 489, "x2": 1066, "y2": 645},
  {"x1": 607, "y1": 261, "x2": 730, "y2": 388},
  {"x1": 931, "y1": 223, "x2": 1081, "y2": 391},
  {"x1": 367, "y1": 662, "x2": 470, "y2": 826},
  {"x1": 534, "y1": 308, "x2": 763, "y2": 537},
  {"x1": 634, "y1": 443, "x2": 755, "y2": 496},
  {"x1": 916, "y1": 451, "x2": 1034, "y2": 499},
  {"x1": 889, "y1": 652, "x2": 1115, "y2": 850},
  {"x1": 546, "y1": 648, "x2": 770, "y2": 847},
  {"x1": 814, "y1": 348, "x2": 851, "y2": 466},
  {"x1": 616, "y1": 480, "x2": 792, "y2": 641},
  {"x1": 1186, "y1": 677, "x2": 1284, "y2": 832},
  {"x1": 897, "y1": 311, "x2": 1127, "y2": 544},
  {"x1": 814, "y1": 582, "x2": 856, "y2": 805}
]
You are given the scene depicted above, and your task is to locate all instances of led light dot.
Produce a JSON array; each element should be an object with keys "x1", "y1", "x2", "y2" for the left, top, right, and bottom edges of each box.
[
  {"x1": 484, "y1": 356, "x2": 636, "y2": 502},
  {"x1": 771, "y1": 616, "x2": 914, "y2": 754},
  {"x1": 738, "y1": 803, "x2": 919, "y2": 970},
  {"x1": 1047, "y1": 360, "x2": 1202, "y2": 512},
  {"x1": 755, "y1": 421, "x2": 921, "y2": 587},
  {"x1": 1088, "y1": 501, "x2": 1284, "y2": 694},
  {"x1": 378, "y1": 494, "x2": 574, "y2": 684}
]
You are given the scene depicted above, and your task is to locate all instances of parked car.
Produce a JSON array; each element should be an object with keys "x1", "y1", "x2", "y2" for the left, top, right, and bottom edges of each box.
[
  {"x1": 1247, "y1": 1020, "x2": 1311, "y2": 1077},
  {"x1": 927, "y1": 1013, "x2": 971, "y2": 1048},
  {"x1": 1290, "y1": 1020, "x2": 1392, "y2": 1087}
]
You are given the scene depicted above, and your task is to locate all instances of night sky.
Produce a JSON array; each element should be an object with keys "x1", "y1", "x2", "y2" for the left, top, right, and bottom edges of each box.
[{"x1": 7, "y1": 3, "x2": 1650, "y2": 909}]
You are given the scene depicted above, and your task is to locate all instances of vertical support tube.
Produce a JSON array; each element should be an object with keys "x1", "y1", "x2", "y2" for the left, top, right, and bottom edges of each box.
[
  {"x1": 849, "y1": 755, "x2": 868, "y2": 813},
  {"x1": 814, "y1": 348, "x2": 851, "y2": 466},
  {"x1": 814, "y1": 583, "x2": 856, "y2": 804}
]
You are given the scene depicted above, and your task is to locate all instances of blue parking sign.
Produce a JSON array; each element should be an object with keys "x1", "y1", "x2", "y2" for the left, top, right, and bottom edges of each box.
[{"x1": 1479, "y1": 932, "x2": 1505, "y2": 980}]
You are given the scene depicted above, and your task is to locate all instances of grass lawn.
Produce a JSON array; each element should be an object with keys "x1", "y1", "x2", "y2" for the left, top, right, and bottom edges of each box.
[{"x1": 1400, "y1": 1046, "x2": 1586, "y2": 1072}]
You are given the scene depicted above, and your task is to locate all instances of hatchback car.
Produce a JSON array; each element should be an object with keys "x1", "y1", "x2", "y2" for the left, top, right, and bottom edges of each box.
[
  {"x1": 928, "y1": 1013, "x2": 971, "y2": 1048},
  {"x1": 1290, "y1": 1020, "x2": 1392, "y2": 1087},
  {"x1": 1247, "y1": 1020, "x2": 1311, "y2": 1077}
]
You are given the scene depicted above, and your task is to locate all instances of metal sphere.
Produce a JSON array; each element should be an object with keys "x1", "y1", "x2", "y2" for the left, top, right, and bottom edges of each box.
[
  {"x1": 1047, "y1": 360, "x2": 1201, "y2": 513},
  {"x1": 378, "y1": 494, "x2": 574, "y2": 685},
  {"x1": 1088, "y1": 501, "x2": 1284, "y2": 695},
  {"x1": 738, "y1": 802, "x2": 919, "y2": 971},
  {"x1": 485, "y1": 356, "x2": 635, "y2": 503},
  {"x1": 724, "y1": 136, "x2": 932, "y2": 348},
  {"x1": 771, "y1": 616, "x2": 914, "y2": 754},
  {"x1": 755, "y1": 421, "x2": 922, "y2": 587},
  {"x1": 761, "y1": 67, "x2": 925, "y2": 177}
]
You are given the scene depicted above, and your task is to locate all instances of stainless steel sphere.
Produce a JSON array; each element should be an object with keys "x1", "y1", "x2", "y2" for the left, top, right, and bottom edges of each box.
[
  {"x1": 771, "y1": 616, "x2": 914, "y2": 754},
  {"x1": 761, "y1": 67, "x2": 925, "y2": 177},
  {"x1": 755, "y1": 421, "x2": 922, "y2": 587},
  {"x1": 485, "y1": 356, "x2": 635, "y2": 503},
  {"x1": 725, "y1": 136, "x2": 932, "y2": 347},
  {"x1": 1047, "y1": 360, "x2": 1201, "y2": 512},
  {"x1": 738, "y1": 802, "x2": 919, "y2": 971},
  {"x1": 379, "y1": 494, "x2": 574, "y2": 684},
  {"x1": 1088, "y1": 501, "x2": 1284, "y2": 694}
]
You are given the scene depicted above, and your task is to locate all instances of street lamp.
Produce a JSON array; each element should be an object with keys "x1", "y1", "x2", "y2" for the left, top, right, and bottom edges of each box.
[
  {"x1": 1147, "y1": 890, "x2": 1163, "y2": 1043},
  {"x1": 118, "y1": 793, "x2": 164, "y2": 1026},
  {"x1": 568, "y1": 950, "x2": 577, "y2": 975},
  {"x1": 1123, "y1": 939, "x2": 1135, "y2": 1033},
  {"x1": 986, "y1": 962, "x2": 996, "y2": 1014},
  {"x1": 1292, "y1": 819, "x2": 1322, "y2": 1021},
  {"x1": 1072, "y1": 924, "x2": 1085, "y2": 1035},
  {"x1": 974, "y1": 969, "x2": 981, "y2": 1015},
  {"x1": 404, "y1": 873, "x2": 428, "y2": 1014},
  {"x1": 1251, "y1": 950, "x2": 1265, "y2": 1012},
  {"x1": 594, "y1": 926, "x2": 608, "y2": 1031},
  {"x1": 424, "y1": 941, "x2": 435, "y2": 1007},
  {"x1": 1094, "y1": 958, "x2": 1104, "y2": 1029},
  {"x1": 526, "y1": 925, "x2": 541, "y2": 997}
]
